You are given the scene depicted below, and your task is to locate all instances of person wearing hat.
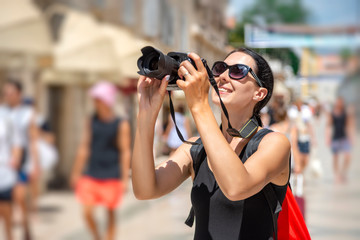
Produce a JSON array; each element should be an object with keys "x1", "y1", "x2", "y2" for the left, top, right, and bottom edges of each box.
[{"x1": 71, "y1": 81, "x2": 131, "y2": 240}]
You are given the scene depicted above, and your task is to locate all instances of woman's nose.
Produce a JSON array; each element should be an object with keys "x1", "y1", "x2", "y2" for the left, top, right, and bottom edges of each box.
[{"x1": 218, "y1": 69, "x2": 230, "y2": 83}]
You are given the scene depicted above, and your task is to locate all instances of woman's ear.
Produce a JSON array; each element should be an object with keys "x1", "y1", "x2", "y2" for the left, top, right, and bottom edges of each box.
[{"x1": 253, "y1": 88, "x2": 268, "y2": 102}]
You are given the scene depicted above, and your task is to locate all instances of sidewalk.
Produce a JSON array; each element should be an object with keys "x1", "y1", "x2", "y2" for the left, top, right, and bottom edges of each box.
[{"x1": 305, "y1": 116, "x2": 360, "y2": 240}]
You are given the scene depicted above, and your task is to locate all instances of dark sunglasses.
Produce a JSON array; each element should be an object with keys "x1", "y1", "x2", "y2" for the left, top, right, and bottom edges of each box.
[{"x1": 211, "y1": 61, "x2": 264, "y2": 87}]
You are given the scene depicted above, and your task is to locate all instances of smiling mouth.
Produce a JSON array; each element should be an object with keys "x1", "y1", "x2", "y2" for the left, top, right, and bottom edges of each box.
[{"x1": 218, "y1": 87, "x2": 232, "y2": 93}]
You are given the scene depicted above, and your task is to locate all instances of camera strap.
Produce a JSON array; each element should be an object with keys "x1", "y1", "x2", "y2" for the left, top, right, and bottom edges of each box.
[{"x1": 167, "y1": 60, "x2": 259, "y2": 145}]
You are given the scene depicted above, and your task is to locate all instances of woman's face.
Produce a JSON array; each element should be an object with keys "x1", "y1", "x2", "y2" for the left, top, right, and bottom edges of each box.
[
  {"x1": 94, "y1": 98, "x2": 110, "y2": 113},
  {"x1": 211, "y1": 52, "x2": 261, "y2": 111}
]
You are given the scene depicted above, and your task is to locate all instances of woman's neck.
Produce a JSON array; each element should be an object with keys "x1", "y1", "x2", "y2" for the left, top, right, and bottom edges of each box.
[
  {"x1": 97, "y1": 110, "x2": 114, "y2": 122},
  {"x1": 220, "y1": 107, "x2": 254, "y2": 142}
]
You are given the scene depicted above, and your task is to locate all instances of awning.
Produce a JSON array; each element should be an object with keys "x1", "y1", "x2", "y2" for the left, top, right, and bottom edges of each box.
[
  {"x1": 54, "y1": 10, "x2": 118, "y2": 73},
  {"x1": 54, "y1": 9, "x2": 153, "y2": 80},
  {"x1": 0, "y1": 0, "x2": 52, "y2": 54}
]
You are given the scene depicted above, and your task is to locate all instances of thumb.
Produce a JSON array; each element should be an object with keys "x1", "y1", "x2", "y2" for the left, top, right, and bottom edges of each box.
[{"x1": 159, "y1": 75, "x2": 169, "y2": 94}]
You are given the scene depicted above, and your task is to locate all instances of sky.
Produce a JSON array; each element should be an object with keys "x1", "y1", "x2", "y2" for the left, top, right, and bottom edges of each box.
[{"x1": 228, "y1": 0, "x2": 360, "y2": 26}]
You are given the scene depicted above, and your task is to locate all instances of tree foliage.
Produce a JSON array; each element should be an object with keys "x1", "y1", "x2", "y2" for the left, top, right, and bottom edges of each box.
[{"x1": 228, "y1": 0, "x2": 309, "y2": 75}]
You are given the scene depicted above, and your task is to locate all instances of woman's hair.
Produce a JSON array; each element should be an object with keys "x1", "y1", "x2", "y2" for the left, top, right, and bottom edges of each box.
[{"x1": 225, "y1": 48, "x2": 274, "y2": 126}]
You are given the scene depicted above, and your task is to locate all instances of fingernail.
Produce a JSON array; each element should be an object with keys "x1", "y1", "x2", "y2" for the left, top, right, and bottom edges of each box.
[
  {"x1": 187, "y1": 52, "x2": 191, "y2": 56},
  {"x1": 165, "y1": 75, "x2": 170, "y2": 81}
]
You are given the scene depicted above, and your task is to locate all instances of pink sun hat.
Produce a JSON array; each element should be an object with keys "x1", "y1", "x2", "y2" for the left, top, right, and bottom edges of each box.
[{"x1": 89, "y1": 81, "x2": 118, "y2": 107}]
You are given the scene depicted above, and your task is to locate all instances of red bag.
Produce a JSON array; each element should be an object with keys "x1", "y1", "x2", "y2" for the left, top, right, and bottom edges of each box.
[{"x1": 277, "y1": 186, "x2": 311, "y2": 240}]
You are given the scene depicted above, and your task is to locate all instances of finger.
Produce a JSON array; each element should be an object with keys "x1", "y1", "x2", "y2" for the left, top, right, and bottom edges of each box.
[
  {"x1": 188, "y1": 52, "x2": 206, "y2": 72},
  {"x1": 180, "y1": 60, "x2": 197, "y2": 75},
  {"x1": 178, "y1": 66, "x2": 191, "y2": 80},
  {"x1": 159, "y1": 75, "x2": 169, "y2": 94},
  {"x1": 176, "y1": 79, "x2": 187, "y2": 90}
]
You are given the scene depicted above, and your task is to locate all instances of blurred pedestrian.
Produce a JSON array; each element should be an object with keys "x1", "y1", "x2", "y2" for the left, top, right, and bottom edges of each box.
[
  {"x1": 269, "y1": 103, "x2": 290, "y2": 136},
  {"x1": 22, "y1": 99, "x2": 58, "y2": 212},
  {"x1": 71, "y1": 81, "x2": 131, "y2": 240},
  {"x1": 0, "y1": 100, "x2": 22, "y2": 240},
  {"x1": 2, "y1": 80, "x2": 38, "y2": 240},
  {"x1": 288, "y1": 98, "x2": 316, "y2": 174},
  {"x1": 163, "y1": 104, "x2": 192, "y2": 155},
  {"x1": 326, "y1": 97, "x2": 355, "y2": 183}
]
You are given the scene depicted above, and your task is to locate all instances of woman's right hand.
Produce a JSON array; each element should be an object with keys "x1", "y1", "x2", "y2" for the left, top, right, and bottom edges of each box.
[{"x1": 137, "y1": 75, "x2": 169, "y2": 120}]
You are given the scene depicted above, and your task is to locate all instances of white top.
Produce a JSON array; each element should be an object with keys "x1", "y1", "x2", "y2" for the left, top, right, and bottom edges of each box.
[
  {"x1": 167, "y1": 112, "x2": 188, "y2": 149},
  {"x1": 0, "y1": 105, "x2": 23, "y2": 190},
  {"x1": 288, "y1": 104, "x2": 313, "y2": 142}
]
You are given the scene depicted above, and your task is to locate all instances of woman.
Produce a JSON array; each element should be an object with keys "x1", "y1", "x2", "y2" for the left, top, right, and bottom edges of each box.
[
  {"x1": 132, "y1": 48, "x2": 290, "y2": 239},
  {"x1": 326, "y1": 97, "x2": 355, "y2": 183},
  {"x1": 289, "y1": 99, "x2": 315, "y2": 174},
  {"x1": 71, "y1": 81, "x2": 131, "y2": 240}
]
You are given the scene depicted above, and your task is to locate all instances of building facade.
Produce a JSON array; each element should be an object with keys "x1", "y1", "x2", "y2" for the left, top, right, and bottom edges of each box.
[{"x1": 0, "y1": 0, "x2": 229, "y2": 184}]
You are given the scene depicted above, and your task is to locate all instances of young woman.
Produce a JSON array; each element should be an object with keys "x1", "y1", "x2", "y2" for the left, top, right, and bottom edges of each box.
[
  {"x1": 71, "y1": 82, "x2": 131, "y2": 240},
  {"x1": 132, "y1": 48, "x2": 290, "y2": 239},
  {"x1": 326, "y1": 97, "x2": 355, "y2": 183}
]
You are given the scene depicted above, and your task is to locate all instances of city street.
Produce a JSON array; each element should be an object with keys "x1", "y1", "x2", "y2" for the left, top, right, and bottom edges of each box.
[{"x1": 13, "y1": 115, "x2": 360, "y2": 240}]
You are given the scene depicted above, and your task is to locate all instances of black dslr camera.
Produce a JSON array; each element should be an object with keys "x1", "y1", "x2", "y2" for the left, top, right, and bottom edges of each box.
[{"x1": 137, "y1": 46, "x2": 197, "y2": 90}]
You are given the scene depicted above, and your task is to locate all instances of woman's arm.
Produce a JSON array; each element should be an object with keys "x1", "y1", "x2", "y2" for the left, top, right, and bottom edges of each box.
[
  {"x1": 177, "y1": 53, "x2": 290, "y2": 201},
  {"x1": 118, "y1": 120, "x2": 131, "y2": 192},
  {"x1": 70, "y1": 119, "x2": 91, "y2": 188},
  {"x1": 190, "y1": 105, "x2": 289, "y2": 201},
  {"x1": 132, "y1": 76, "x2": 194, "y2": 200},
  {"x1": 346, "y1": 106, "x2": 356, "y2": 145},
  {"x1": 29, "y1": 115, "x2": 40, "y2": 178}
]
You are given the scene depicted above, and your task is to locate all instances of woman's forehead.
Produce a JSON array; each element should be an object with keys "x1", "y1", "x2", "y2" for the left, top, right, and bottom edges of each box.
[{"x1": 224, "y1": 52, "x2": 256, "y2": 69}]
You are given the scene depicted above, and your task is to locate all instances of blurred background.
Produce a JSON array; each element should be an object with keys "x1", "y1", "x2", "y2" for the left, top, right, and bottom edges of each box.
[{"x1": 0, "y1": 0, "x2": 359, "y2": 239}]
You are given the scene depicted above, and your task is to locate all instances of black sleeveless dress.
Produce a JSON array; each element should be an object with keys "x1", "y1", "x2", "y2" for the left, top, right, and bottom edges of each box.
[{"x1": 190, "y1": 129, "x2": 288, "y2": 239}]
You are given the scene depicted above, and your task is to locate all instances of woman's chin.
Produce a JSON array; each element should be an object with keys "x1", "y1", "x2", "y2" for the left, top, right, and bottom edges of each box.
[{"x1": 212, "y1": 93, "x2": 232, "y2": 106}]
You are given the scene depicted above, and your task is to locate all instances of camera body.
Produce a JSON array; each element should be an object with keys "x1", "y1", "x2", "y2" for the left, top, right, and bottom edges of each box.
[{"x1": 137, "y1": 46, "x2": 197, "y2": 90}]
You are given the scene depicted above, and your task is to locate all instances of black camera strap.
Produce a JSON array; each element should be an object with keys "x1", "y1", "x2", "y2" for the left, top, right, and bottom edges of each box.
[{"x1": 167, "y1": 60, "x2": 259, "y2": 145}]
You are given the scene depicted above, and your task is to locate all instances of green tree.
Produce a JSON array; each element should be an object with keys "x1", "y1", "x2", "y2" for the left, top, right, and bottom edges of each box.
[{"x1": 228, "y1": 0, "x2": 309, "y2": 75}]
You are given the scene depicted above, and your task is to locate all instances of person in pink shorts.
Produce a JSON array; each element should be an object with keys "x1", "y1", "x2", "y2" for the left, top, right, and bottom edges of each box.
[{"x1": 71, "y1": 81, "x2": 131, "y2": 240}]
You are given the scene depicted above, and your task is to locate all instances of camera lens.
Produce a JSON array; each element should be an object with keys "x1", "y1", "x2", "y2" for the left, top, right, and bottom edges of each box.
[{"x1": 149, "y1": 57, "x2": 159, "y2": 71}]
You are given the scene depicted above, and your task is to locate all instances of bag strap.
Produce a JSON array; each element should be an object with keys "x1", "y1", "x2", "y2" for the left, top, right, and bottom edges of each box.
[
  {"x1": 185, "y1": 138, "x2": 205, "y2": 227},
  {"x1": 263, "y1": 184, "x2": 282, "y2": 240},
  {"x1": 243, "y1": 128, "x2": 282, "y2": 240}
]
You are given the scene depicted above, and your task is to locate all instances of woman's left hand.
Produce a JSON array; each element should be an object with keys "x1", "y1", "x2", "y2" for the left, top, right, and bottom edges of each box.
[{"x1": 176, "y1": 53, "x2": 210, "y2": 113}]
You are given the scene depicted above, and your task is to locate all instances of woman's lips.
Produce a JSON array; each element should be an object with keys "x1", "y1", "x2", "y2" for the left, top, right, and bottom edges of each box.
[{"x1": 218, "y1": 87, "x2": 232, "y2": 94}]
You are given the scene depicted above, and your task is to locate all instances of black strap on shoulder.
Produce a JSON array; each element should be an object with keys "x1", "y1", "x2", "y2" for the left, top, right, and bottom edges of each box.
[
  {"x1": 243, "y1": 128, "x2": 282, "y2": 240},
  {"x1": 263, "y1": 184, "x2": 282, "y2": 240},
  {"x1": 185, "y1": 138, "x2": 205, "y2": 227}
]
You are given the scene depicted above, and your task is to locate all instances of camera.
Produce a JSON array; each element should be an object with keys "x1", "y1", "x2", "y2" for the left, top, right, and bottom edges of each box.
[{"x1": 137, "y1": 46, "x2": 197, "y2": 90}]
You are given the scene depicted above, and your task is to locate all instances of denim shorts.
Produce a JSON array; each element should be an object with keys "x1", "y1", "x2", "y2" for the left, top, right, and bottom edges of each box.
[
  {"x1": 331, "y1": 138, "x2": 351, "y2": 154},
  {"x1": 298, "y1": 141, "x2": 310, "y2": 154},
  {"x1": 0, "y1": 188, "x2": 13, "y2": 202}
]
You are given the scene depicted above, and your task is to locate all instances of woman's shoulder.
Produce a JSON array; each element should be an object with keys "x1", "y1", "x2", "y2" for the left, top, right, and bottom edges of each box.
[{"x1": 258, "y1": 129, "x2": 290, "y2": 150}]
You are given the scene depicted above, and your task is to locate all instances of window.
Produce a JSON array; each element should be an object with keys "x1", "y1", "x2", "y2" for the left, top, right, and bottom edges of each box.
[
  {"x1": 160, "y1": 0, "x2": 175, "y2": 46},
  {"x1": 143, "y1": 0, "x2": 160, "y2": 37},
  {"x1": 179, "y1": 14, "x2": 188, "y2": 51},
  {"x1": 122, "y1": 0, "x2": 135, "y2": 25}
]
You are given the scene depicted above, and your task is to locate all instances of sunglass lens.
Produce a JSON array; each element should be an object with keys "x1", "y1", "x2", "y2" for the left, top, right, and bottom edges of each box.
[
  {"x1": 229, "y1": 65, "x2": 248, "y2": 79},
  {"x1": 212, "y1": 62, "x2": 227, "y2": 76}
]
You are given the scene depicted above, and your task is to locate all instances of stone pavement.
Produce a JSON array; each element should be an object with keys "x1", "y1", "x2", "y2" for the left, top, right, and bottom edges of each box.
[{"x1": 10, "y1": 115, "x2": 360, "y2": 240}]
